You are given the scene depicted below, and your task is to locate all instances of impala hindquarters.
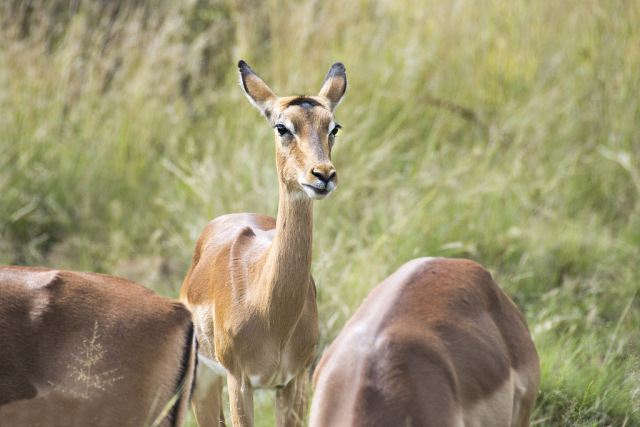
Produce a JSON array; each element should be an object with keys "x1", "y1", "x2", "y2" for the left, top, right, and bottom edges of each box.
[
  {"x1": 310, "y1": 257, "x2": 540, "y2": 427},
  {"x1": 0, "y1": 266, "x2": 197, "y2": 427}
]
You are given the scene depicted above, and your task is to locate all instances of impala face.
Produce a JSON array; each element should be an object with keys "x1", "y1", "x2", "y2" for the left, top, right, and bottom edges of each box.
[
  {"x1": 273, "y1": 97, "x2": 340, "y2": 200},
  {"x1": 239, "y1": 61, "x2": 347, "y2": 200}
]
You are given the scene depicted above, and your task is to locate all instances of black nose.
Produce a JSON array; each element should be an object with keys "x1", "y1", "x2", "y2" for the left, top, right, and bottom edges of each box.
[{"x1": 312, "y1": 169, "x2": 336, "y2": 183}]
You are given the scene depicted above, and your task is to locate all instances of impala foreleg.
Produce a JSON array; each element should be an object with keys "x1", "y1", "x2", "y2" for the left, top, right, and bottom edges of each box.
[
  {"x1": 228, "y1": 373, "x2": 255, "y2": 427},
  {"x1": 276, "y1": 370, "x2": 310, "y2": 427}
]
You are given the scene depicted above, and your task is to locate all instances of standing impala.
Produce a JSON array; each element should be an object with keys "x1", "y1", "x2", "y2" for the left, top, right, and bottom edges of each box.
[
  {"x1": 180, "y1": 60, "x2": 347, "y2": 426},
  {"x1": 310, "y1": 257, "x2": 540, "y2": 427}
]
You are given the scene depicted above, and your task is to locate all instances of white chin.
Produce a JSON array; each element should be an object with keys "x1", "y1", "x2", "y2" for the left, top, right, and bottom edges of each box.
[{"x1": 302, "y1": 186, "x2": 333, "y2": 200}]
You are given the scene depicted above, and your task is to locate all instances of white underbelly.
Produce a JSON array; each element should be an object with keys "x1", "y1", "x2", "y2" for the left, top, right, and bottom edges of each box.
[
  {"x1": 198, "y1": 354, "x2": 228, "y2": 377},
  {"x1": 249, "y1": 370, "x2": 295, "y2": 389}
]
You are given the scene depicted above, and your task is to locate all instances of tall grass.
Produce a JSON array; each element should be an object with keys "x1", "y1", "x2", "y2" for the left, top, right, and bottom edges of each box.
[{"x1": 1, "y1": 0, "x2": 639, "y2": 425}]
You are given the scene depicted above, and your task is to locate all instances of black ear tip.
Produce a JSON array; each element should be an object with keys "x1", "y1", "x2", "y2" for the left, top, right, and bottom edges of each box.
[
  {"x1": 330, "y1": 62, "x2": 346, "y2": 75},
  {"x1": 238, "y1": 60, "x2": 252, "y2": 74}
]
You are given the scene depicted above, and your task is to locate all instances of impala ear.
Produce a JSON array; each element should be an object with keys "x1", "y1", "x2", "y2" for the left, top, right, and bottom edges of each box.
[
  {"x1": 238, "y1": 60, "x2": 278, "y2": 121},
  {"x1": 318, "y1": 62, "x2": 347, "y2": 112}
]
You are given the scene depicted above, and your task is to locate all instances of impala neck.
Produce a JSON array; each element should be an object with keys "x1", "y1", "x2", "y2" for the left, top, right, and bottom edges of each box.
[{"x1": 261, "y1": 183, "x2": 314, "y2": 327}]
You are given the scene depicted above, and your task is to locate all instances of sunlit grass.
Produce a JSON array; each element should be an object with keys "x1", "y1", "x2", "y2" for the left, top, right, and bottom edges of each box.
[{"x1": 2, "y1": 0, "x2": 639, "y2": 424}]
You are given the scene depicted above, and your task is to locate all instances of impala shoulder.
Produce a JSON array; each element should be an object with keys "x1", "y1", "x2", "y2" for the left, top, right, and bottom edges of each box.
[
  {"x1": 210, "y1": 212, "x2": 276, "y2": 232},
  {"x1": 0, "y1": 267, "x2": 60, "y2": 324},
  {"x1": 0, "y1": 265, "x2": 62, "y2": 291},
  {"x1": 230, "y1": 225, "x2": 258, "y2": 253},
  {"x1": 406, "y1": 257, "x2": 492, "y2": 276},
  {"x1": 407, "y1": 257, "x2": 500, "y2": 298}
]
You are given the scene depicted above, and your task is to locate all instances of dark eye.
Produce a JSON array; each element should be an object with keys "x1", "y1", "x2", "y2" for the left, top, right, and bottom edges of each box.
[
  {"x1": 330, "y1": 125, "x2": 341, "y2": 137},
  {"x1": 275, "y1": 124, "x2": 289, "y2": 136}
]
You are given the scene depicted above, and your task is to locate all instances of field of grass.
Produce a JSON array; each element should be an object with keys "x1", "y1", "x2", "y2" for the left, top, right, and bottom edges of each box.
[{"x1": 2, "y1": 0, "x2": 639, "y2": 425}]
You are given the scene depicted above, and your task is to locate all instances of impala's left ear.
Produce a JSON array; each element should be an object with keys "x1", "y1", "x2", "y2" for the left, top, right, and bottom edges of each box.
[{"x1": 318, "y1": 62, "x2": 347, "y2": 112}]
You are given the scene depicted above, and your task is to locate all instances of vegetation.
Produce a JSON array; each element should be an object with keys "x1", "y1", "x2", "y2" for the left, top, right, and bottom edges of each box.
[{"x1": 1, "y1": 0, "x2": 638, "y2": 425}]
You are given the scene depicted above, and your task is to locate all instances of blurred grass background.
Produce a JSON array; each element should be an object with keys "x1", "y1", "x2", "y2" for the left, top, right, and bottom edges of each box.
[{"x1": 1, "y1": 0, "x2": 639, "y2": 425}]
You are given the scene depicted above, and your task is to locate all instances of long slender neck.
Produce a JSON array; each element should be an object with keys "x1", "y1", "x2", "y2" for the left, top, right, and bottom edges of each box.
[{"x1": 260, "y1": 183, "x2": 314, "y2": 327}]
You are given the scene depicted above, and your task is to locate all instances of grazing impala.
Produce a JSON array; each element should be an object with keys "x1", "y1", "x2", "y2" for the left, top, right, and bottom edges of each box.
[
  {"x1": 310, "y1": 257, "x2": 540, "y2": 427},
  {"x1": 0, "y1": 266, "x2": 197, "y2": 427},
  {"x1": 180, "y1": 60, "x2": 347, "y2": 426}
]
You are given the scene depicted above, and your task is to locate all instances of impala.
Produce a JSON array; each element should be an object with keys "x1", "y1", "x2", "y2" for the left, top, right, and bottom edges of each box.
[
  {"x1": 180, "y1": 60, "x2": 347, "y2": 426},
  {"x1": 0, "y1": 265, "x2": 197, "y2": 427},
  {"x1": 310, "y1": 257, "x2": 540, "y2": 427}
]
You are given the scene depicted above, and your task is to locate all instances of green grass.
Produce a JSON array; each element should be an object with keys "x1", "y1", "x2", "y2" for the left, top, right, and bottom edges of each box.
[{"x1": 2, "y1": 0, "x2": 639, "y2": 425}]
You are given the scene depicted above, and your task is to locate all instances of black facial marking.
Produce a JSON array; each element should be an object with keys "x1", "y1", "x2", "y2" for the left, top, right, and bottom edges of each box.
[{"x1": 286, "y1": 97, "x2": 323, "y2": 110}]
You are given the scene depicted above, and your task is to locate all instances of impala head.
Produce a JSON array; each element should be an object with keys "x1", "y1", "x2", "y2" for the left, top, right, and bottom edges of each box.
[{"x1": 239, "y1": 60, "x2": 346, "y2": 200}]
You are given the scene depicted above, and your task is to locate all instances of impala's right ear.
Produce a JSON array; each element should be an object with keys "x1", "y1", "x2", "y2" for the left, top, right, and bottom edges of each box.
[{"x1": 238, "y1": 60, "x2": 278, "y2": 121}]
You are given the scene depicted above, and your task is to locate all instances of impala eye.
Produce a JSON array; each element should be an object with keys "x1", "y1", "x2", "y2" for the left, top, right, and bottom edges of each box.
[
  {"x1": 330, "y1": 124, "x2": 341, "y2": 137},
  {"x1": 275, "y1": 124, "x2": 289, "y2": 136}
]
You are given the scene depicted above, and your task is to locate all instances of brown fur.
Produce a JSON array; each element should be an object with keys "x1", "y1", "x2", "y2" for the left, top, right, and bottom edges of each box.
[
  {"x1": 180, "y1": 61, "x2": 346, "y2": 427},
  {"x1": 0, "y1": 266, "x2": 197, "y2": 427},
  {"x1": 310, "y1": 257, "x2": 540, "y2": 427}
]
